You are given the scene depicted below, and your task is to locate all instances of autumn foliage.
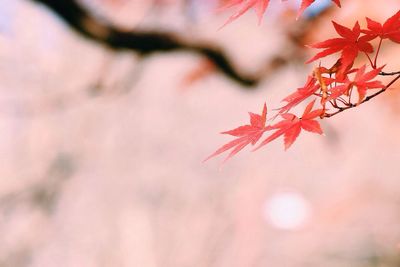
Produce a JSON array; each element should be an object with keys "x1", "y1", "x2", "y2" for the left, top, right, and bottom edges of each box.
[{"x1": 207, "y1": 1, "x2": 400, "y2": 163}]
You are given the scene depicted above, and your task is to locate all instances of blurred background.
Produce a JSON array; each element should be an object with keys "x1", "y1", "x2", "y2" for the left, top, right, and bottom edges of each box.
[{"x1": 1, "y1": 0, "x2": 400, "y2": 266}]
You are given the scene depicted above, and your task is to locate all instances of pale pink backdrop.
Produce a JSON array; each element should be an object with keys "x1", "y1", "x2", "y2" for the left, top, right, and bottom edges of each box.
[{"x1": 1, "y1": 0, "x2": 400, "y2": 266}]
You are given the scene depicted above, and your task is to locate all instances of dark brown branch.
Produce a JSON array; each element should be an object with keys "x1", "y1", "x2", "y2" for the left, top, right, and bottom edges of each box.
[
  {"x1": 324, "y1": 74, "x2": 400, "y2": 118},
  {"x1": 30, "y1": 0, "x2": 261, "y2": 87},
  {"x1": 379, "y1": 70, "x2": 400, "y2": 76}
]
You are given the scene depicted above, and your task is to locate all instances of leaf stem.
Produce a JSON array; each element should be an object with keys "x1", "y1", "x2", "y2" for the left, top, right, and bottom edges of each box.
[
  {"x1": 364, "y1": 52, "x2": 374, "y2": 67},
  {"x1": 373, "y1": 38, "x2": 383, "y2": 68}
]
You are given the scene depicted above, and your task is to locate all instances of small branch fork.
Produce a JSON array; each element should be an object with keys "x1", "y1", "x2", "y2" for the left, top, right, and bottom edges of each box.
[{"x1": 324, "y1": 73, "x2": 400, "y2": 118}]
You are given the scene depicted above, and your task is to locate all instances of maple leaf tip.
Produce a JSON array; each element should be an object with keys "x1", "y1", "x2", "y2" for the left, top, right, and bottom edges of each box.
[
  {"x1": 217, "y1": 24, "x2": 227, "y2": 31},
  {"x1": 305, "y1": 57, "x2": 314, "y2": 64},
  {"x1": 202, "y1": 156, "x2": 212, "y2": 163},
  {"x1": 251, "y1": 144, "x2": 262, "y2": 152}
]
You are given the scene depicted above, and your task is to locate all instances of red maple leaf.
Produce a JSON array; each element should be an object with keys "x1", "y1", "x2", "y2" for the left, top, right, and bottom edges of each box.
[
  {"x1": 277, "y1": 75, "x2": 332, "y2": 114},
  {"x1": 306, "y1": 21, "x2": 374, "y2": 78},
  {"x1": 362, "y1": 10, "x2": 400, "y2": 43},
  {"x1": 204, "y1": 103, "x2": 270, "y2": 162},
  {"x1": 297, "y1": 0, "x2": 341, "y2": 19},
  {"x1": 219, "y1": 0, "x2": 270, "y2": 26},
  {"x1": 328, "y1": 65, "x2": 385, "y2": 104},
  {"x1": 255, "y1": 100, "x2": 323, "y2": 150}
]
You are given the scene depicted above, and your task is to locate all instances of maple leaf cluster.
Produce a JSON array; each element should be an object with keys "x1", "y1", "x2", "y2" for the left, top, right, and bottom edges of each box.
[{"x1": 207, "y1": 7, "x2": 400, "y2": 163}]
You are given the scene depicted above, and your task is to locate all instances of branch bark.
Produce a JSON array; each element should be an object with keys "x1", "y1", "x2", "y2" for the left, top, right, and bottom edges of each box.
[{"x1": 30, "y1": 0, "x2": 263, "y2": 87}]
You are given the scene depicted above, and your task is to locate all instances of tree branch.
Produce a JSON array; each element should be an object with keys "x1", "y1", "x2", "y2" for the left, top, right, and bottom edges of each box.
[
  {"x1": 30, "y1": 0, "x2": 262, "y2": 87},
  {"x1": 379, "y1": 70, "x2": 400, "y2": 76}
]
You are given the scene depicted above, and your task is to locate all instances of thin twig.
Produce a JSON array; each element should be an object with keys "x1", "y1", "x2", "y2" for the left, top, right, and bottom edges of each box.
[
  {"x1": 324, "y1": 74, "x2": 400, "y2": 118},
  {"x1": 380, "y1": 70, "x2": 400, "y2": 76}
]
